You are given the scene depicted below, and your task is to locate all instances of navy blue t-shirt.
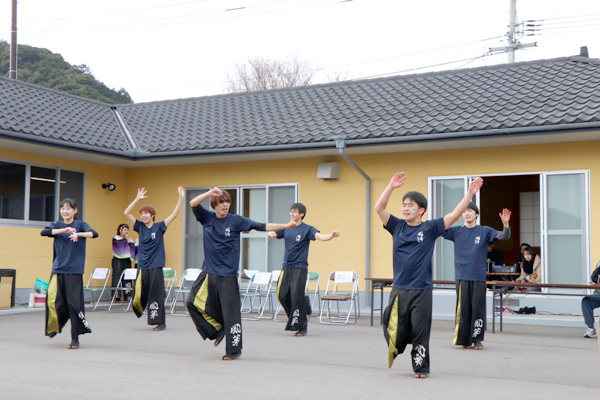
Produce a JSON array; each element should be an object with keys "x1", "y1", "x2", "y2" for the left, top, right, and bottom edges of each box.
[
  {"x1": 443, "y1": 225, "x2": 499, "y2": 281},
  {"x1": 193, "y1": 205, "x2": 256, "y2": 277},
  {"x1": 46, "y1": 220, "x2": 94, "y2": 274},
  {"x1": 275, "y1": 222, "x2": 319, "y2": 269},
  {"x1": 384, "y1": 215, "x2": 446, "y2": 290},
  {"x1": 134, "y1": 220, "x2": 167, "y2": 269}
]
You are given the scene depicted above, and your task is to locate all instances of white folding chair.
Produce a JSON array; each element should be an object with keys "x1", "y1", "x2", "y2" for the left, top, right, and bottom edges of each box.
[
  {"x1": 238, "y1": 269, "x2": 259, "y2": 293},
  {"x1": 83, "y1": 268, "x2": 111, "y2": 311},
  {"x1": 319, "y1": 271, "x2": 360, "y2": 325},
  {"x1": 163, "y1": 268, "x2": 177, "y2": 306},
  {"x1": 240, "y1": 272, "x2": 273, "y2": 320},
  {"x1": 109, "y1": 268, "x2": 137, "y2": 312},
  {"x1": 170, "y1": 268, "x2": 201, "y2": 316}
]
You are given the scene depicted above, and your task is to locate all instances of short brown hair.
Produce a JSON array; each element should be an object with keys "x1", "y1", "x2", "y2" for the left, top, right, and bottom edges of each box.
[
  {"x1": 139, "y1": 205, "x2": 156, "y2": 221},
  {"x1": 210, "y1": 190, "x2": 232, "y2": 209}
]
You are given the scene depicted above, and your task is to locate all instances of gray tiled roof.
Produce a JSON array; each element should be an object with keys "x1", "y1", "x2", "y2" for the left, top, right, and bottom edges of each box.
[
  {"x1": 0, "y1": 78, "x2": 130, "y2": 152},
  {"x1": 2, "y1": 55, "x2": 600, "y2": 159}
]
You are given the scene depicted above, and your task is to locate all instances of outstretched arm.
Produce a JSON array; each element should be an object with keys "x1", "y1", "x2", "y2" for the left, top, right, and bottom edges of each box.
[
  {"x1": 189, "y1": 187, "x2": 222, "y2": 208},
  {"x1": 124, "y1": 188, "x2": 147, "y2": 225},
  {"x1": 165, "y1": 186, "x2": 185, "y2": 227},
  {"x1": 495, "y1": 208, "x2": 512, "y2": 240},
  {"x1": 375, "y1": 172, "x2": 406, "y2": 226},
  {"x1": 315, "y1": 230, "x2": 340, "y2": 241},
  {"x1": 265, "y1": 218, "x2": 299, "y2": 232},
  {"x1": 443, "y1": 178, "x2": 483, "y2": 230}
]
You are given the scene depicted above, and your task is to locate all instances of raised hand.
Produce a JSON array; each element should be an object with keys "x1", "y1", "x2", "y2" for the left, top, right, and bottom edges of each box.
[
  {"x1": 389, "y1": 172, "x2": 406, "y2": 190},
  {"x1": 177, "y1": 186, "x2": 185, "y2": 198},
  {"x1": 468, "y1": 178, "x2": 484, "y2": 195},
  {"x1": 137, "y1": 187, "x2": 148, "y2": 200},
  {"x1": 210, "y1": 187, "x2": 223, "y2": 197},
  {"x1": 499, "y1": 208, "x2": 511, "y2": 225}
]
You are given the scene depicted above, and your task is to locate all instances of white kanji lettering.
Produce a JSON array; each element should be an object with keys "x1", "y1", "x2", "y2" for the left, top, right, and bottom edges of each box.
[
  {"x1": 230, "y1": 323, "x2": 241, "y2": 347},
  {"x1": 475, "y1": 236, "x2": 481, "y2": 244},
  {"x1": 149, "y1": 301, "x2": 159, "y2": 320},
  {"x1": 225, "y1": 227, "x2": 231, "y2": 237},
  {"x1": 151, "y1": 232, "x2": 156, "y2": 240},
  {"x1": 417, "y1": 231, "x2": 424, "y2": 243},
  {"x1": 78, "y1": 312, "x2": 90, "y2": 330},
  {"x1": 413, "y1": 344, "x2": 426, "y2": 367},
  {"x1": 473, "y1": 318, "x2": 484, "y2": 338},
  {"x1": 295, "y1": 235, "x2": 301, "y2": 242},
  {"x1": 291, "y1": 309, "x2": 300, "y2": 325}
]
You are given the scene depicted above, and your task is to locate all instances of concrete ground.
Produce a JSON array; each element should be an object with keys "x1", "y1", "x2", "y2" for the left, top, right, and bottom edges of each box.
[{"x1": 0, "y1": 307, "x2": 598, "y2": 400}]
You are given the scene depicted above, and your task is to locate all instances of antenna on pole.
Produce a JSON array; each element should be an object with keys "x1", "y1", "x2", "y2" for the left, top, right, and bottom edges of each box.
[
  {"x1": 489, "y1": 0, "x2": 536, "y2": 63},
  {"x1": 9, "y1": 0, "x2": 18, "y2": 79}
]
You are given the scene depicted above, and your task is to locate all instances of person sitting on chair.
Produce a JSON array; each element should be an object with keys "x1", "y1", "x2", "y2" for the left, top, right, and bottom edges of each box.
[
  {"x1": 487, "y1": 241, "x2": 504, "y2": 266},
  {"x1": 516, "y1": 247, "x2": 541, "y2": 292},
  {"x1": 581, "y1": 262, "x2": 600, "y2": 338}
]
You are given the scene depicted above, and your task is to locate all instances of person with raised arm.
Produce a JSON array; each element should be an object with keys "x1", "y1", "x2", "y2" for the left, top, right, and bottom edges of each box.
[
  {"x1": 186, "y1": 187, "x2": 298, "y2": 360},
  {"x1": 375, "y1": 172, "x2": 483, "y2": 379},
  {"x1": 269, "y1": 202, "x2": 340, "y2": 337},
  {"x1": 124, "y1": 186, "x2": 185, "y2": 331},
  {"x1": 443, "y1": 203, "x2": 511, "y2": 350},
  {"x1": 41, "y1": 198, "x2": 98, "y2": 349}
]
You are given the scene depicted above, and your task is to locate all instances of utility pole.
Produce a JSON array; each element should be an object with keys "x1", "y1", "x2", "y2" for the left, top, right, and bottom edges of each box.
[
  {"x1": 10, "y1": 0, "x2": 18, "y2": 79},
  {"x1": 489, "y1": 0, "x2": 536, "y2": 63},
  {"x1": 507, "y1": 0, "x2": 517, "y2": 63}
]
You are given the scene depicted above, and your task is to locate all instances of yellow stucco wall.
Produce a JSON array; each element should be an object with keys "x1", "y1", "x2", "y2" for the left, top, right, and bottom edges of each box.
[{"x1": 3, "y1": 139, "x2": 600, "y2": 291}]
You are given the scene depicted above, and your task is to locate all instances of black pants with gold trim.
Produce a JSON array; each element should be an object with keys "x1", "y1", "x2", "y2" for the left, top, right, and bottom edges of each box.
[
  {"x1": 132, "y1": 267, "x2": 166, "y2": 325},
  {"x1": 454, "y1": 280, "x2": 486, "y2": 347},
  {"x1": 186, "y1": 272, "x2": 242, "y2": 357},
  {"x1": 45, "y1": 273, "x2": 92, "y2": 339},
  {"x1": 383, "y1": 288, "x2": 432, "y2": 374},
  {"x1": 277, "y1": 267, "x2": 309, "y2": 332}
]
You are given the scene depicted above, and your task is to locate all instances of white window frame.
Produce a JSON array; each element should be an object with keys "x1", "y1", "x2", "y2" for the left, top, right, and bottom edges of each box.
[{"x1": 0, "y1": 158, "x2": 86, "y2": 227}]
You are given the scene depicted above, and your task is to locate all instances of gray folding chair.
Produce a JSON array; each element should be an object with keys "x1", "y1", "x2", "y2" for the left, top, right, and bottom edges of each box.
[
  {"x1": 163, "y1": 267, "x2": 177, "y2": 306},
  {"x1": 319, "y1": 271, "x2": 360, "y2": 325},
  {"x1": 109, "y1": 268, "x2": 137, "y2": 312},
  {"x1": 170, "y1": 268, "x2": 201, "y2": 316},
  {"x1": 83, "y1": 268, "x2": 110, "y2": 311},
  {"x1": 240, "y1": 272, "x2": 273, "y2": 320}
]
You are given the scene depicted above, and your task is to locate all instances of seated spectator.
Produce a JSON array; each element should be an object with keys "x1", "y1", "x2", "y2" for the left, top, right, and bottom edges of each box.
[
  {"x1": 516, "y1": 247, "x2": 541, "y2": 292},
  {"x1": 487, "y1": 242, "x2": 504, "y2": 265},
  {"x1": 581, "y1": 262, "x2": 600, "y2": 338},
  {"x1": 516, "y1": 242, "x2": 531, "y2": 273}
]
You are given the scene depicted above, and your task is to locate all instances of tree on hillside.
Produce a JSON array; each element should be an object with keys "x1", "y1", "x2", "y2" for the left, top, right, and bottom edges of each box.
[
  {"x1": 226, "y1": 56, "x2": 319, "y2": 93},
  {"x1": 0, "y1": 40, "x2": 133, "y2": 104}
]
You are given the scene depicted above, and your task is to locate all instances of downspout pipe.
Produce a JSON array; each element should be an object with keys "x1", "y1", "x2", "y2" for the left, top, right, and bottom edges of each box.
[{"x1": 332, "y1": 135, "x2": 371, "y2": 306}]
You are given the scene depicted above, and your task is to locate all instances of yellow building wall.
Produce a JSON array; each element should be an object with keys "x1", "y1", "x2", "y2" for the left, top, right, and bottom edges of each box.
[
  {"x1": 0, "y1": 149, "x2": 129, "y2": 289},
  {"x1": 3, "y1": 139, "x2": 600, "y2": 291}
]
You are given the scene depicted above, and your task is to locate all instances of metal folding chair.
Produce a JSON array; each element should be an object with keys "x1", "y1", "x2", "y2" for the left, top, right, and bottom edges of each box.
[
  {"x1": 109, "y1": 268, "x2": 137, "y2": 312},
  {"x1": 240, "y1": 272, "x2": 273, "y2": 320},
  {"x1": 163, "y1": 268, "x2": 177, "y2": 306},
  {"x1": 273, "y1": 269, "x2": 319, "y2": 321},
  {"x1": 170, "y1": 268, "x2": 201, "y2": 316},
  {"x1": 319, "y1": 271, "x2": 360, "y2": 325},
  {"x1": 83, "y1": 268, "x2": 111, "y2": 311}
]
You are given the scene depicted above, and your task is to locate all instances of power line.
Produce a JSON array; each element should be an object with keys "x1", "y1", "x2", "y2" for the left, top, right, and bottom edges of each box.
[{"x1": 19, "y1": 0, "x2": 345, "y2": 36}]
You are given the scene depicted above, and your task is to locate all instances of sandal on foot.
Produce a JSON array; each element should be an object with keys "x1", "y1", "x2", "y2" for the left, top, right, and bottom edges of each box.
[
  {"x1": 473, "y1": 342, "x2": 484, "y2": 350},
  {"x1": 48, "y1": 332, "x2": 57, "y2": 339},
  {"x1": 152, "y1": 323, "x2": 166, "y2": 331},
  {"x1": 214, "y1": 330, "x2": 225, "y2": 347},
  {"x1": 68, "y1": 340, "x2": 79, "y2": 349},
  {"x1": 461, "y1": 345, "x2": 470, "y2": 349},
  {"x1": 414, "y1": 373, "x2": 428, "y2": 379},
  {"x1": 222, "y1": 352, "x2": 242, "y2": 361},
  {"x1": 294, "y1": 328, "x2": 307, "y2": 337}
]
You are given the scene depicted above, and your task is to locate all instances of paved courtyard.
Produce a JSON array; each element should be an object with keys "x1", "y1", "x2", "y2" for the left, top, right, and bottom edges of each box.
[{"x1": 0, "y1": 308, "x2": 598, "y2": 399}]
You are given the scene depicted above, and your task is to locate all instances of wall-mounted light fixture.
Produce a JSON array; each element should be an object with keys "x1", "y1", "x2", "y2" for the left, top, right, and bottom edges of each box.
[{"x1": 102, "y1": 183, "x2": 116, "y2": 191}]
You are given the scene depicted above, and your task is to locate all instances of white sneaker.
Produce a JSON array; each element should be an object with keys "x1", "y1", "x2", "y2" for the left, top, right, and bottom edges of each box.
[{"x1": 584, "y1": 328, "x2": 597, "y2": 338}]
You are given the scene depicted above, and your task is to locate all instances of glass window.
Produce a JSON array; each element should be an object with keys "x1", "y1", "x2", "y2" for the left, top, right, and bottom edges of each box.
[
  {"x1": 0, "y1": 162, "x2": 26, "y2": 220},
  {"x1": 29, "y1": 167, "x2": 56, "y2": 222},
  {"x1": 0, "y1": 161, "x2": 84, "y2": 224}
]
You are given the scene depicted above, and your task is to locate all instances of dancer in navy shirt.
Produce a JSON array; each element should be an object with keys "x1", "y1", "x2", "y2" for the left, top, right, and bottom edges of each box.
[
  {"x1": 41, "y1": 198, "x2": 98, "y2": 349},
  {"x1": 375, "y1": 172, "x2": 482, "y2": 378},
  {"x1": 443, "y1": 203, "x2": 511, "y2": 350},
  {"x1": 269, "y1": 202, "x2": 339, "y2": 336},
  {"x1": 124, "y1": 186, "x2": 184, "y2": 331},
  {"x1": 186, "y1": 187, "x2": 298, "y2": 360}
]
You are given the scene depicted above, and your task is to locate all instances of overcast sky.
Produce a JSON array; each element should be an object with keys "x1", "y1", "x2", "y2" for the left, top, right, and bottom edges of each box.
[{"x1": 2, "y1": 0, "x2": 600, "y2": 103}]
